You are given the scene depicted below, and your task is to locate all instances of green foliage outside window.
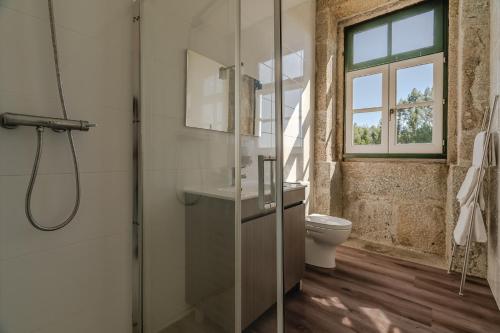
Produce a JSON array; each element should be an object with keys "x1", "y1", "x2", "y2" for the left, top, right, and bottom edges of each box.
[
  {"x1": 397, "y1": 88, "x2": 433, "y2": 144},
  {"x1": 353, "y1": 88, "x2": 433, "y2": 145},
  {"x1": 353, "y1": 119, "x2": 382, "y2": 145}
]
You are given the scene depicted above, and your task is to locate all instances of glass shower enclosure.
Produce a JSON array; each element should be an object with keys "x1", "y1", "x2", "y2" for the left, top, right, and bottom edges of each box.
[{"x1": 138, "y1": 0, "x2": 314, "y2": 332}]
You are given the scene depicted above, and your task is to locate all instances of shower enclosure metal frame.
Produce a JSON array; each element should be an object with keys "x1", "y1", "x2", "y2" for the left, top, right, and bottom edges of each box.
[
  {"x1": 131, "y1": 0, "x2": 286, "y2": 331},
  {"x1": 274, "y1": 0, "x2": 285, "y2": 331},
  {"x1": 132, "y1": 0, "x2": 143, "y2": 332}
]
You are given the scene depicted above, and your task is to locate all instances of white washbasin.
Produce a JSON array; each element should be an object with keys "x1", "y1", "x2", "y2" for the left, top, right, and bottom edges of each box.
[{"x1": 185, "y1": 180, "x2": 306, "y2": 201}]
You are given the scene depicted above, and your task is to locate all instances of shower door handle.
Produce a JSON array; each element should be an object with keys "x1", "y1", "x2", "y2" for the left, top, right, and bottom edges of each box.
[{"x1": 258, "y1": 155, "x2": 276, "y2": 210}]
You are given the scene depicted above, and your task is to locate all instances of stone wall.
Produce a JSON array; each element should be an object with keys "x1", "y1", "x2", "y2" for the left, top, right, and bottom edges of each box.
[
  {"x1": 488, "y1": 0, "x2": 500, "y2": 308},
  {"x1": 445, "y1": 0, "x2": 490, "y2": 277},
  {"x1": 343, "y1": 162, "x2": 448, "y2": 256},
  {"x1": 314, "y1": 0, "x2": 491, "y2": 276}
]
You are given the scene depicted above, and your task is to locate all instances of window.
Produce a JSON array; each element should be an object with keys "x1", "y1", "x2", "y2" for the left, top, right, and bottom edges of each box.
[{"x1": 345, "y1": 1, "x2": 446, "y2": 156}]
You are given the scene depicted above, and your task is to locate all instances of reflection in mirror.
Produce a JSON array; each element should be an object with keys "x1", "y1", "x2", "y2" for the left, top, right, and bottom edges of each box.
[{"x1": 185, "y1": 49, "x2": 261, "y2": 136}]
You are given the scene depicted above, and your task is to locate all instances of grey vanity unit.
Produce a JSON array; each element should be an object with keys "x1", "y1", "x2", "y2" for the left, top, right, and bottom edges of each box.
[{"x1": 185, "y1": 184, "x2": 306, "y2": 330}]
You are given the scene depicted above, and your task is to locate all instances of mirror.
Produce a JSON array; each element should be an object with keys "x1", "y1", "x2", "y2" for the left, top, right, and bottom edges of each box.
[{"x1": 186, "y1": 50, "x2": 261, "y2": 136}]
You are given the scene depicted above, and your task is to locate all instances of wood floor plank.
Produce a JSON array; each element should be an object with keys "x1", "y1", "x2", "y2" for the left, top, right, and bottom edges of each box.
[
  {"x1": 331, "y1": 255, "x2": 500, "y2": 325},
  {"x1": 304, "y1": 270, "x2": 433, "y2": 327},
  {"x1": 245, "y1": 246, "x2": 500, "y2": 333}
]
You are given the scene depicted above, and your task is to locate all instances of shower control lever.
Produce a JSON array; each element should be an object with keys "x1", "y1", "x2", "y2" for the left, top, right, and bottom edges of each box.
[{"x1": 0, "y1": 113, "x2": 95, "y2": 132}]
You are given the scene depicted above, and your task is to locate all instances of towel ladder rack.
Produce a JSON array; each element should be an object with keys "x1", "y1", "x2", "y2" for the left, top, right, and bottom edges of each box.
[{"x1": 448, "y1": 94, "x2": 499, "y2": 296}]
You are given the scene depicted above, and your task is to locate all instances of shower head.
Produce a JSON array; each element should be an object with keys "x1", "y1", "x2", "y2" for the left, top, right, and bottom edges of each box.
[{"x1": 0, "y1": 112, "x2": 95, "y2": 132}]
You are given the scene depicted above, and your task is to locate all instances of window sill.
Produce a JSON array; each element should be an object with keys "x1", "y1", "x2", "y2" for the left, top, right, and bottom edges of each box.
[{"x1": 343, "y1": 154, "x2": 447, "y2": 164}]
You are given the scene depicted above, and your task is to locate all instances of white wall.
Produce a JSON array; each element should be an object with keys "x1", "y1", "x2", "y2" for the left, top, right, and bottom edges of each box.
[
  {"x1": 0, "y1": 1, "x2": 134, "y2": 332},
  {"x1": 489, "y1": 0, "x2": 500, "y2": 310},
  {"x1": 141, "y1": 0, "x2": 314, "y2": 332}
]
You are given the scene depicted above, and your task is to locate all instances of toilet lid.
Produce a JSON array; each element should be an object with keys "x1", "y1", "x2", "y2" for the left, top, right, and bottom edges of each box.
[{"x1": 306, "y1": 214, "x2": 352, "y2": 230}]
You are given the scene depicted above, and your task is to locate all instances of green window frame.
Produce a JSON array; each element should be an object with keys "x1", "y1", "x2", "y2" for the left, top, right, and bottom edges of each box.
[
  {"x1": 343, "y1": 0, "x2": 448, "y2": 159},
  {"x1": 345, "y1": 0, "x2": 446, "y2": 72}
]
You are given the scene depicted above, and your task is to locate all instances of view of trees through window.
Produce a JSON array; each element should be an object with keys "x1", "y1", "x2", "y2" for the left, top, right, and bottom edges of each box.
[
  {"x1": 353, "y1": 87, "x2": 433, "y2": 145},
  {"x1": 353, "y1": 118, "x2": 382, "y2": 145},
  {"x1": 397, "y1": 87, "x2": 433, "y2": 144},
  {"x1": 396, "y1": 105, "x2": 433, "y2": 144}
]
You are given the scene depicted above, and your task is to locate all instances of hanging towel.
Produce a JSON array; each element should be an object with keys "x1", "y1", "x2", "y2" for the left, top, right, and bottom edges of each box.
[
  {"x1": 472, "y1": 131, "x2": 496, "y2": 167},
  {"x1": 456, "y1": 131, "x2": 496, "y2": 206},
  {"x1": 227, "y1": 69, "x2": 257, "y2": 135},
  {"x1": 453, "y1": 130, "x2": 495, "y2": 246},
  {"x1": 453, "y1": 200, "x2": 487, "y2": 245},
  {"x1": 456, "y1": 167, "x2": 479, "y2": 207},
  {"x1": 456, "y1": 167, "x2": 486, "y2": 208}
]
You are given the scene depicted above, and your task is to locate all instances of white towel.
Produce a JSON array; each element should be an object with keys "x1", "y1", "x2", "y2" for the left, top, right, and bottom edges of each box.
[
  {"x1": 472, "y1": 131, "x2": 496, "y2": 167},
  {"x1": 456, "y1": 166, "x2": 486, "y2": 209},
  {"x1": 453, "y1": 201, "x2": 487, "y2": 245},
  {"x1": 453, "y1": 130, "x2": 495, "y2": 246},
  {"x1": 456, "y1": 167, "x2": 479, "y2": 206},
  {"x1": 456, "y1": 131, "x2": 496, "y2": 207}
]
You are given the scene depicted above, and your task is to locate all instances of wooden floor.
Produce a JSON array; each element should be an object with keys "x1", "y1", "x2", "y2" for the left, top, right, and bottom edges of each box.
[{"x1": 245, "y1": 246, "x2": 500, "y2": 333}]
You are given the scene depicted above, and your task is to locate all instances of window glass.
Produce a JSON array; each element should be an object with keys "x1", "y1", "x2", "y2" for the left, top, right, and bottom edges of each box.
[
  {"x1": 392, "y1": 11, "x2": 435, "y2": 55},
  {"x1": 353, "y1": 73, "x2": 383, "y2": 109},
  {"x1": 259, "y1": 94, "x2": 274, "y2": 134},
  {"x1": 396, "y1": 106, "x2": 433, "y2": 144},
  {"x1": 259, "y1": 60, "x2": 274, "y2": 84},
  {"x1": 353, "y1": 25, "x2": 388, "y2": 64},
  {"x1": 283, "y1": 50, "x2": 304, "y2": 80},
  {"x1": 396, "y1": 63, "x2": 434, "y2": 104},
  {"x1": 353, "y1": 111, "x2": 382, "y2": 145}
]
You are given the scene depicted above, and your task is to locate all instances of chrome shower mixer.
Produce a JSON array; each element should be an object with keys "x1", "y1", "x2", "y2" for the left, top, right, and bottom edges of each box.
[{"x1": 0, "y1": 112, "x2": 95, "y2": 132}]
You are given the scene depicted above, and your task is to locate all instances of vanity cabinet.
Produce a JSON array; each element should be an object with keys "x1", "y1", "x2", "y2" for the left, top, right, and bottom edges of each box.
[
  {"x1": 242, "y1": 212, "x2": 276, "y2": 328},
  {"x1": 185, "y1": 186, "x2": 306, "y2": 331},
  {"x1": 242, "y1": 203, "x2": 305, "y2": 328}
]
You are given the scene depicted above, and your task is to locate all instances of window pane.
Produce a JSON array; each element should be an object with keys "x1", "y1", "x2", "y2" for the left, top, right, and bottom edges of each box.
[
  {"x1": 392, "y1": 11, "x2": 434, "y2": 55},
  {"x1": 353, "y1": 73, "x2": 383, "y2": 109},
  {"x1": 283, "y1": 50, "x2": 304, "y2": 80},
  {"x1": 397, "y1": 63, "x2": 433, "y2": 104},
  {"x1": 396, "y1": 106, "x2": 433, "y2": 144},
  {"x1": 353, "y1": 111, "x2": 382, "y2": 145},
  {"x1": 353, "y1": 25, "x2": 388, "y2": 64}
]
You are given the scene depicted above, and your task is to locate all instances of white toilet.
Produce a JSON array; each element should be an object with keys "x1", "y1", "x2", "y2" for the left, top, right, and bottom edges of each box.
[{"x1": 305, "y1": 214, "x2": 352, "y2": 269}]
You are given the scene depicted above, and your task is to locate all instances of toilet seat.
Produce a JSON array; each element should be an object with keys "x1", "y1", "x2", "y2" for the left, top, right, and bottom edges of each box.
[{"x1": 306, "y1": 214, "x2": 352, "y2": 230}]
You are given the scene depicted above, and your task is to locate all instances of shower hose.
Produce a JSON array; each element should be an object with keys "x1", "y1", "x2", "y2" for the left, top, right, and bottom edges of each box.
[{"x1": 26, "y1": 0, "x2": 81, "y2": 231}]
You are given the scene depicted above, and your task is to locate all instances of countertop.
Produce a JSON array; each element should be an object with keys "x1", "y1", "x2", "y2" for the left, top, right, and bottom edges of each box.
[{"x1": 184, "y1": 181, "x2": 307, "y2": 201}]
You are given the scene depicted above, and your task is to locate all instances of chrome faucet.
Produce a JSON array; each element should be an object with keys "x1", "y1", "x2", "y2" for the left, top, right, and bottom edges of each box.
[{"x1": 231, "y1": 167, "x2": 247, "y2": 186}]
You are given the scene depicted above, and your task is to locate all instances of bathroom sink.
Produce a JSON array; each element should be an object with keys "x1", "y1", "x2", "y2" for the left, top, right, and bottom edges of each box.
[
  {"x1": 185, "y1": 181, "x2": 307, "y2": 201},
  {"x1": 216, "y1": 182, "x2": 265, "y2": 200}
]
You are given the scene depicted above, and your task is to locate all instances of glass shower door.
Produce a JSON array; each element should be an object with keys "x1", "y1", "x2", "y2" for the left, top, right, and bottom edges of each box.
[
  {"x1": 240, "y1": 0, "x2": 280, "y2": 332},
  {"x1": 141, "y1": 0, "x2": 238, "y2": 332},
  {"x1": 140, "y1": 0, "x2": 297, "y2": 332},
  {"x1": 239, "y1": 1, "x2": 315, "y2": 332},
  {"x1": 281, "y1": 0, "x2": 315, "y2": 331}
]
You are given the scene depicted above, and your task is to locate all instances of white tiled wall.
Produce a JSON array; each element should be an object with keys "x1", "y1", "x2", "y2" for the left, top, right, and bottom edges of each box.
[
  {"x1": 490, "y1": 0, "x2": 500, "y2": 310},
  {"x1": 0, "y1": 1, "x2": 134, "y2": 332}
]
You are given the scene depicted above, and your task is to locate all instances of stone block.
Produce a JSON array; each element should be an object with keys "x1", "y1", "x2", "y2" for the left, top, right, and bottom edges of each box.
[
  {"x1": 342, "y1": 162, "x2": 448, "y2": 202},
  {"x1": 395, "y1": 203, "x2": 445, "y2": 256},
  {"x1": 344, "y1": 198, "x2": 394, "y2": 245}
]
